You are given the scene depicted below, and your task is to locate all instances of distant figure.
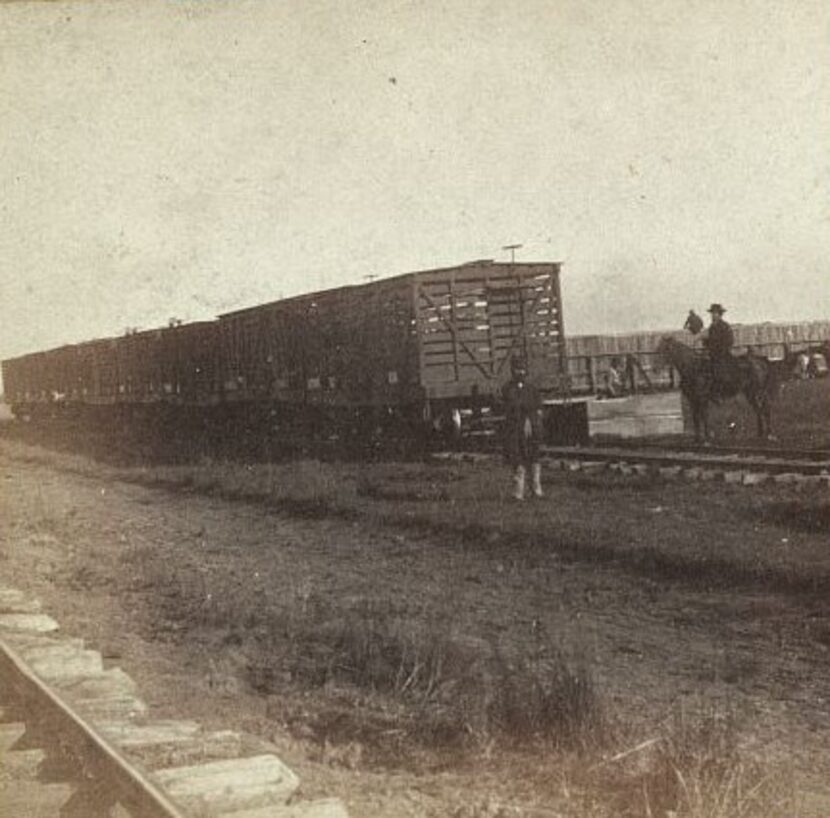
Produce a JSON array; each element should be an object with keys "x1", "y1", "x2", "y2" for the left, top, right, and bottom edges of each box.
[
  {"x1": 602, "y1": 357, "x2": 627, "y2": 398},
  {"x1": 503, "y1": 355, "x2": 544, "y2": 500},
  {"x1": 808, "y1": 352, "x2": 828, "y2": 379},
  {"x1": 702, "y1": 303, "x2": 734, "y2": 394},
  {"x1": 684, "y1": 309, "x2": 704, "y2": 336}
]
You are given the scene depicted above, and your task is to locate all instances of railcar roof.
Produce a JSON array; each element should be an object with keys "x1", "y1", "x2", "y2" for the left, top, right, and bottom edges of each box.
[
  {"x1": 219, "y1": 260, "x2": 561, "y2": 319},
  {"x1": 1, "y1": 320, "x2": 218, "y2": 364}
]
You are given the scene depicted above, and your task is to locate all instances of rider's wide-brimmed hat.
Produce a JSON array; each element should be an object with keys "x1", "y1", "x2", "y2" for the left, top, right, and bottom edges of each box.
[{"x1": 707, "y1": 303, "x2": 726, "y2": 314}]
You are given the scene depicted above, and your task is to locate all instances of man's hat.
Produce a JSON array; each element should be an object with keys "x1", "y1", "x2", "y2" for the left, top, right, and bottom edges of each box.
[{"x1": 707, "y1": 303, "x2": 726, "y2": 315}]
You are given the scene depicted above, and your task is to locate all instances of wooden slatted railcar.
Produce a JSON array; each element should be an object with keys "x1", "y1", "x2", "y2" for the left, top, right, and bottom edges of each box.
[
  {"x1": 1, "y1": 321, "x2": 220, "y2": 416},
  {"x1": 2, "y1": 346, "x2": 79, "y2": 415},
  {"x1": 217, "y1": 261, "x2": 567, "y2": 424},
  {"x1": 164, "y1": 321, "x2": 222, "y2": 405},
  {"x1": 2, "y1": 260, "x2": 569, "y2": 434},
  {"x1": 113, "y1": 324, "x2": 219, "y2": 405}
]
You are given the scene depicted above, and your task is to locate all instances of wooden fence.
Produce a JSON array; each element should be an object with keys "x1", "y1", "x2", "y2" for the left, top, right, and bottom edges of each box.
[{"x1": 565, "y1": 320, "x2": 830, "y2": 395}]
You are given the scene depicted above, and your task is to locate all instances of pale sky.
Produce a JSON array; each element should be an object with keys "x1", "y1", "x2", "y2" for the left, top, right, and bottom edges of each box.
[{"x1": 1, "y1": 0, "x2": 828, "y2": 361}]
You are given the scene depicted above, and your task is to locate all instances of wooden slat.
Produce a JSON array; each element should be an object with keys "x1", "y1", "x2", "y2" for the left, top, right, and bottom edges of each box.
[
  {"x1": 0, "y1": 591, "x2": 42, "y2": 615},
  {"x1": 154, "y1": 754, "x2": 299, "y2": 814},
  {"x1": 220, "y1": 797, "x2": 350, "y2": 817},
  {"x1": 0, "y1": 781, "x2": 73, "y2": 815}
]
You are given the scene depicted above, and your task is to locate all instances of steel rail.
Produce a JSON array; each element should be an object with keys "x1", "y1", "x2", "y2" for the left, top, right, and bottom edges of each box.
[
  {"x1": 592, "y1": 438, "x2": 830, "y2": 462},
  {"x1": 539, "y1": 444, "x2": 830, "y2": 475},
  {"x1": 0, "y1": 637, "x2": 186, "y2": 818}
]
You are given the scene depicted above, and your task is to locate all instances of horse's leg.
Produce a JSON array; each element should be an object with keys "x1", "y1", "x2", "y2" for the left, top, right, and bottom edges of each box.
[
  {"x1": 747, "y1": 391, "x2": 773, "y2": 440},
  {"x1": 701, "y1": 401, "x2": 712, "y2": 442},
  {"x1": 757, "y1": 397, "x2": 767, "y2": 439},
  {"x1": 762, "y1": 397, "x2": 776, "y2": 441},
  {"x1": 692, "y1": 399, "x2": 710, "y2": 443},
  {"x1": 762, "y1": 369, "x2": 779, "y2": 441},
  {"x1": 756, "y1": 399, "x2": 772, "y2": 440},
  {"x1": 690, "y1": 400, "x2": 701, "y2": 442},
  {"x1": 745, "y1": 391, "x2": 763, "y2": 439}
]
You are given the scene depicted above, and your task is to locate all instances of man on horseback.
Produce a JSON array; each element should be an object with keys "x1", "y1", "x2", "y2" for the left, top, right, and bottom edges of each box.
[
  {"x1": 656, "y1": 328, "x2": 778, "y2": 442},
  {"x1": 703, "y1": 303, "x2": 735, "y2": 397}
]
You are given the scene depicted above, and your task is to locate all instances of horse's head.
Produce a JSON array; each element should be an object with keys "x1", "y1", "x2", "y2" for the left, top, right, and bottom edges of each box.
[{"x1": 653, "y1": 336, "x2": 677, "y2": 370}]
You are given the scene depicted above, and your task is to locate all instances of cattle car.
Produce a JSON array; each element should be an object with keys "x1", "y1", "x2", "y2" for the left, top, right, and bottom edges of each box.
[
  {"x1": 218, "y1": 261, "x2": 567, "y2": 429},
  {"x1": 2, "y1": 321, "x2": 221, "y2": 418},
  {"x1": 2, "y1": 260, "x2": 569, "y2": 438},
  {"x1": 2, "y1": 345, "x2": 80, "y2": 417},
  {"x1": 110, "y1": 322, "x2": 220, "y2": 407}
]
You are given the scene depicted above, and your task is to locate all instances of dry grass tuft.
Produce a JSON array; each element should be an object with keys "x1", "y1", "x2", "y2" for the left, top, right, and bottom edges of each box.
[{"x1": 595, "y1": 704, "x2": 794, "y2": 818}]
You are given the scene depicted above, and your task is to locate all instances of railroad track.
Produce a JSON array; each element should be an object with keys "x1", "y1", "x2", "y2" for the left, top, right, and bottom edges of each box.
[
  {"x1": 0, "y1": 588, "x2": 347, "y2": 818},
  {"x1": 437, "y1": 441, "x2": 830, "y2": 485},
  {"x1": 593, "y1": 437, "x2": 830, "y2": 462},
  {"x1": 542, "y1": 443, "x2": 830, "y2": 476}
]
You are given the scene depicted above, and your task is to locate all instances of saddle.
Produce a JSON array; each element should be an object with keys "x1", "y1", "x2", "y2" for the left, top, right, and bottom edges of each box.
[{"x1": 706, "y1": 354, "x2": 745, "y2": 400}]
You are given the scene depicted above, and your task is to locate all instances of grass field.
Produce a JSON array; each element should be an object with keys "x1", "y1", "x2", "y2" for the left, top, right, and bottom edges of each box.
[
  {"x1": 3, "y1": 431, "x2": 830, "y2": 814},
  {"x1": 1, "y1": 378, "x2": 829, "y2": 815}
]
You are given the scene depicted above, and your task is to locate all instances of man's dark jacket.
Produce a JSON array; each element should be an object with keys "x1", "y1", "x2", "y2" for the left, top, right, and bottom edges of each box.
[
  {"x1": 705, "y1": 321, "x2": 734, "y2": 360},
  {"x1": 503, "y1": 378, "x2": 543, "y2": 466}
]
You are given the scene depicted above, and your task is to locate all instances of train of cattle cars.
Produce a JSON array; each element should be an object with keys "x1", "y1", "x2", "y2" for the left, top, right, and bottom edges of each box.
[{"x1": 1, "y1": 261, "x2": 568, "y2": 433}]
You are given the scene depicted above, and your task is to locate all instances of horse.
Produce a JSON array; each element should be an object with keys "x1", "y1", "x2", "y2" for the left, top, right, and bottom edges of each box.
[{"x1": 654, "y1": 337, "x2": 791, "y2": 442}]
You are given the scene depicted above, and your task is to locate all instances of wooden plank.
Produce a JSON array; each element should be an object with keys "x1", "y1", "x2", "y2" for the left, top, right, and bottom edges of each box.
[
  {"x1": 0, "y1": 706, "x2": 17, "y2": 724},
  {"x1": 493, "y1": 338, "x2": 528, "y2": 349},
  {"x1": 74, "y1": 695, "x2": 149, "y2": 722},
  {"x1": 0, "y1": 722, "x2": 25, "y2": 753},
  {"x1": 0, "y1": 614, "x2": 59, "y2": 634},
  {"x1": 10, "y1": 641, "x2": 96, "y2": 671},
  {"x1": 0, "y1": 748, "x2": 46, "y2": 781},
  {"x1": 0, "y1": 589, "x2": 42, "y2": 615},
  {"x1": 98, "y1": 721, "x2": 202, "y2": 748},
  {"x1": 0, "y1": 781, "x2": 73, "y2": 816},
  {"x1": 56, "y1": 668, "x2": 138, "y2": 700},
  {"x1": 98, "y1": 721, "x2": 243, "y2": 768},
  {"x1": 419, "y1": 364, "x2": 456, "y2": 381},
  {"x1": 489, "y1": 296, "x2": 543, "y2": 306},
  {"x1": 415, "y1": 264, "x2": 555, "y2": 287},
  {"x1": 421, "y1": 336, "x2": 454, "y2": 347},
  {"x1": 491, "y1": 325, "x2": 528, "y2": 335},
  {"x1": 154, "y1": 754, "x2": 299, "y2": 814},
  {"x1": 25, "y1": 646, "x2": 104, "y2": 683},
  {"x1": 450, "y1": 328, "x2": 491, "y2": 339},
  {"x1": 3, "y1": 633, "x2": 84, "y2": 654},
  {"x1": 220, "y1": 798, "x2": 350, "y2": 818},
  {"x1": 127, "y1": 731, "x2": 243, "y2": 771}
]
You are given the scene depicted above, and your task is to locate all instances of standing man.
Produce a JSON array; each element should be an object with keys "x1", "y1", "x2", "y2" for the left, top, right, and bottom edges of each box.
[
  {"x1": 703, "y1": 303, "x2": 734, "y2": 393},
  {"x1": 503, "y1": 355, "x2": 544, "y2": 500}
]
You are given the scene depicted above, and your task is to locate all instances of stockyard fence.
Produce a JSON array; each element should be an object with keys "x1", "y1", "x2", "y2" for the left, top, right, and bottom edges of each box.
[{"x1": 566, "y1": 320, "x2": 830, "y2": 395}]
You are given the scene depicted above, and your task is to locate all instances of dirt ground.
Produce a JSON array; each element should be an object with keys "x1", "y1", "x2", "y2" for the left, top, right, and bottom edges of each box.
[{"x1": 2, "y1": 428, "x2": 830, "y2": 816}]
